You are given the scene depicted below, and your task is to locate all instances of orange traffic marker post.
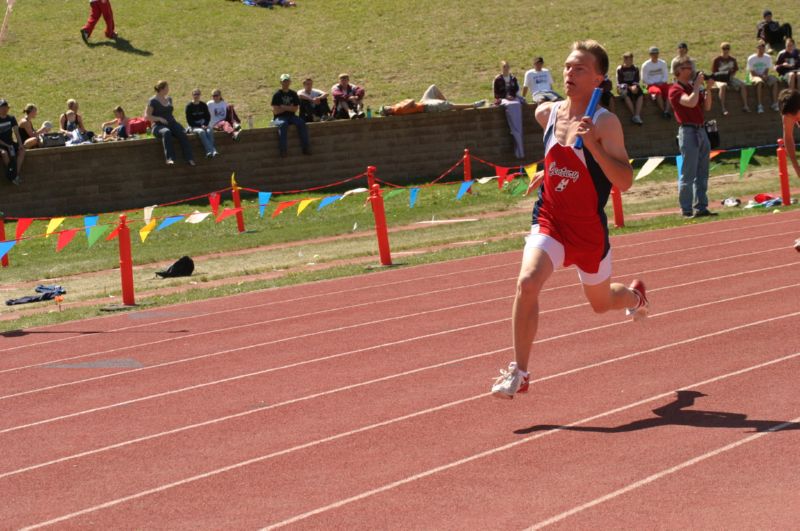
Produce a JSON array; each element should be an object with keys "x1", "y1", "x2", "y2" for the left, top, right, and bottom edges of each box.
[
  {"x1": 366, "y1": 166, "x2": 392, "y2": 266},
  {"x1": 117, "y1": 214, "x2": 136, "y2": 306},
  {"x1": 611, "y1": 186, "x2": 624, "y2": 228},
  {"x1": 777, "y1": 138, "x2": 792, "y2": 208}
]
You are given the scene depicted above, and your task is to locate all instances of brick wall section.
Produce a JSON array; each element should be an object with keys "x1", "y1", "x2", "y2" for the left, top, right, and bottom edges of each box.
[{"x1": 0, "y1": 88, "x2": 783, "y2": 218}]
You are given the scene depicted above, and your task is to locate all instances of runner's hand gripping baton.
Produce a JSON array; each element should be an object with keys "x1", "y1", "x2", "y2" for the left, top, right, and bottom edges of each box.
[{"x1": 574, "y1": 87, "x2": 602, "y2": 150}]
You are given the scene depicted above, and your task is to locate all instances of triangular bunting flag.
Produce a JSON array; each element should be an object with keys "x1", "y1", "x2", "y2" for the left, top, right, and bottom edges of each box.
[
  {"x1": 739, "y1": 147, "x2": 756, "y2": 178},
  {"x1": 0, "y1": 240, "x2": 16, "y2": 261},
  {"x1": 341, "y1": 187, "x2": 368, "y2": 199},
  {"x1": 383, "y1": 189, "x2": 406, "y2": 200},
  {"x1": 15, "y1": 218, "x2": 33, "y2": 240},
  {"x1": 231, "y1": 172, "x2": 238, "y2": 189},
  {"x1": 709, "y1": 149, "x2": 724, "y2": 160},
  {"x1": 143, "y1": 205, "x2": 157, "y2": 224},
  {"x1": 83, "y1": 215, "x2": 99, "y2": 237},
  {"x1": 456, "y1": 180, "x2": 474, "y2": 200},
  {"x1": 209, "y1": 192, "x2": 220, "y2": 216},
  {"x1": 106, "y1": 224, "x2": 121, "y2": 241},
  {"x1": 185, "y1": 211, "x2": 211, "y2": 224},
  {"x1": 297, "y1": 198, "x2": 319, "y2": 215},
  {"x1": 524, "y1": 162, "x2": 538, "y2": 181},
  {"x1": 476, "y1": 176, "x2": 496, "y2": 184},
  {"x1": 318, "y1": 195, "x2": 342, "y2": 210},
  {"x1": 56, "y1": 228, "x2": 80, "y2": 252},
  {"x1": 635, "y1": 156, "x2": 666, "y2": 181},
  {"x1": 258, "y1": 192, "x2": 272, "y2": 218},
  {"x1": 675, "y1": 155, "x2": 684, "y2": 178},
  {"x1": 495, "y1": 166, "x2": 510, "y2": 189},
  {"x1": 216, "y1": 207, "x2": 242, "y2": 223},
  {"x1": 409, "y1": 188, "x2": 420, "y2": 208},
  {"x1": 271, "y1": 200, "x2": 300, "y2": 218},
  {"x1": 139, "y1": 219, "x2": 157, "y2": 242},
  {"x1": 512, "y1": 180, "x2": 528, "y2": 196},
  {"x1": 46, "y1": 217, "x2": 65, "y2": 238},
  {"x1": 87, "y1": 224, "x2": 110, "y2": 247},
  {"x1": 157, "y1": 215, "x2": 184, "y2": 231}
]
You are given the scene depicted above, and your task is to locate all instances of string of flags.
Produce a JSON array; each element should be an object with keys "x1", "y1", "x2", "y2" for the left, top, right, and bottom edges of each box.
[{"x1": 0, "y1": 141, "x2": 787, "y2": 262}]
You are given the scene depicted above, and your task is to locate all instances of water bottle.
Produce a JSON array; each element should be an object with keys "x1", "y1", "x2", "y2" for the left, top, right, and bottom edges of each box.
[
  {"x1": 247, "y1": 115, "x2": 254, "y2": 129},
  {"x1": 366, "y1": 106, "x2": 372, "y2": 119}
]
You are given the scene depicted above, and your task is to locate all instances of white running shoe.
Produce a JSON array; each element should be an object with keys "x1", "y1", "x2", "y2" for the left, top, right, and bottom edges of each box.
[
  {"x1": 491, "y1": 362, "x2": 530, "y2": 399},
  {"x1": 626, "y1": 279, "x2": 650, "y2": 321}
]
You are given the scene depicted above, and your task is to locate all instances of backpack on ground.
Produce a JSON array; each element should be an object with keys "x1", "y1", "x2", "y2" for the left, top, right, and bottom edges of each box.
[{"x1": 156, "y1": 256, "x2": 194, "y2": 278}]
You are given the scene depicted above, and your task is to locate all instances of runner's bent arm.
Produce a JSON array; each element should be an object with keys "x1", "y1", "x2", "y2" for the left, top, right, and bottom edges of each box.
[{"x1": 577, "y1": 112, "x2": 633, "y2": 191}]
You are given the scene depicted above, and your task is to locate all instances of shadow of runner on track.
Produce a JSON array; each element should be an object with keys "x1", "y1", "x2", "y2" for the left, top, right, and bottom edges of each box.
[{"x1": 514, "y1": 390, "x2": 800, "y2": 435}]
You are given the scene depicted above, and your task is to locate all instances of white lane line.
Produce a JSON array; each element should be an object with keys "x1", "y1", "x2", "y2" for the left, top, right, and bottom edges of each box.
[
  {"x1": 260, "y1": 350, "x2": 800, "y2": 530},
  {"x1": 527, "y1": 417, "x2": 800, "y2": 529},
  {"x1": 1, "y1": 258, "x2": 796, "y2": 408},
  {"x1": 1, "y1": 239, "x2": 792, "y2": 377},
  {"x1": 4, "y1": 213, "x2": 794, "y2": 352},
  {"x1": 20, "y1": 343, "x2": 800, "y2": 530}
]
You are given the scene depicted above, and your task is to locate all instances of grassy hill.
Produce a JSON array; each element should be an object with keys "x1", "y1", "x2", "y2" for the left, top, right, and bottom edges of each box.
[{"x1": 0, "y1": 0, "x2": 796, "y2": 130}]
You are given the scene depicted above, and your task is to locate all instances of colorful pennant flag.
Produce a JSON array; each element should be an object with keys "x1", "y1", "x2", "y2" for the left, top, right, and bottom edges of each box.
[
  {"x1": 524, "y1": 162, "x2": 538, "y2": 181},
  {"x1": 87, "y1": 224, "x2": 109, "y2": 247},
  {"x1": 635, "y1": 156, "x2": 666, "y2": 181},
  {"x1": 409, "y1": 188, "x2": 420, "y2": 208},
  {"x1": 209, "y1": 192, "x2": 220, "y2": 216},
  {"x1": 709, "y1": 149, "x2": 725, "y2": 160},
  {"x1": 139, "y1": 219, "x2": 157, "y2": 242},
  {"x1": 258, "y1": 192, "x2": 272, "y2": 218},
  {"x1": 383, "y1": 189, "x2": 405, "y2": 200},
  {"x1": 495, "y1": 166, "x2": 510, "y2": 189},
  {"x1": 341, "y1": 187, "x2": 368, "y2": 199},
  {"x1": 675, "y1": 155, "x2": 684, "y2": 178},
  {"x1": 83, "y1": 215, "x2": 99, "y2": 237},
  {"x1": 456, "y1": 180, "x2": 474, "y2": 200},
  {"x1": 56, "y1": 228, "x2": 80, "y2": 252},
  {"x1": 512, "y1": 180, "x2": 529, "y2": 196},
  {"x1": 297, "y1": 198, "x2": 319, "y2": 215},
  {"x1": 230, "y1": 172, "x2": 238, "y2": 189},
  {"x1": 144, "y1": 205, "x2": 157, "y2": 225},
  {"x1": 46, "y1": 218, "x2": 65, "y2": 238},
  {"x1": 185, "y1": 211, "x2": 211, "y2": 224},
  {"x1": 216, "y1": 208, "x2": 242, "y2": 223},
  {"x1": 272, "y1": 200, "x2": 300, "y2": 218},
  {"x1": 317, "y1": 195, "x2": 342, "y2": 210},
  {"x1": 15, "y1": 218, "x2": 33, "y2": 240},
  {"x1": 106, "y1": 224, "x2": 122, "y2": 241},
  {"x1": 157, "y1": 215, "x2": 184, "y2": 231},
  {"x1": 476, "y1": 176, "x2": 496, "y2": 184},
  {"x1": 739, "y1": 147, "x2": 756, "y2": 178},
  {"x1": 0, "y1": 240, "x2": 16, "y2": 261}
]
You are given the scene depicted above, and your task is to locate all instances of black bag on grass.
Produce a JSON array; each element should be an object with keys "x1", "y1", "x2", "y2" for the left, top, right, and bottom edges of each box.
[{"x1": 156, "y1": 256, "x2": 194, "y2": 278}]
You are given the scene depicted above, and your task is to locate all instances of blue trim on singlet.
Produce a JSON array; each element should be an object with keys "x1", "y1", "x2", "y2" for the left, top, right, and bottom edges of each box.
[{"x1": 531, "y1": 102, "x2": 613, "y2": 259}]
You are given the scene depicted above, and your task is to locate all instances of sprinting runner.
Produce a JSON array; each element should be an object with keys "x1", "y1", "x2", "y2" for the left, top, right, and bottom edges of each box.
[
  {"x1": 492, "y1": 40, "x2": 648, "y2": 399},
  {"x1": 778, "y1": 89, "x2": 800, "y2": 253}
]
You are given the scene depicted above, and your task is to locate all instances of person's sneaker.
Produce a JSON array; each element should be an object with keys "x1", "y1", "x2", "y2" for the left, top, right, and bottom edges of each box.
[
  {"x1": 80, "y1": 29, "x2": 89, "y2": 43},
  {"x1": 742, "y1": 106, "x2": 751, "y2": 113},
  {"x1": 662, "y1": 110, "x2": 670, "y2": 119},
  {"x1": 626, "y1": 279, "x2": 649, "y2": 321},
  {"x1": 472, "y1": 99, "x2": 487, "y2": 109},
  {"x1": 187, "y1": 160, "x2": 196, "y2": 167},
  {"x1": 771, "y1": 102, "x2": 779, "y2": 111},
  {"x1": 757, "y1": 104, "x2": 764, "y2": 113},
  {"x1": 166, "y1": 159, "x2": 175, "y2": 165},
  {"x1": 232, "y1": 130, "x2": 241, "y2": 141},
  {"x1": 11, "y1": 174, "x2": 21, "y2": 186},
  {"x1": 491, "y1": 362, "x2": 529, "y2": 399},
  {"x1": 206, "y1": 152, "x2": 214, "y2": 159},
  {"x1": 722, "y1": 197, "x2": 741, "y2": 207},
  {"x1": 693, "y1": 209, "x2": 718, "y2": 217},
  {"x1": 212, "y1": 150, "x2": 219, "y2": 158},
  {"x1": 108, "y1": 32, "x2": 118, "y2": 39},
  {"x1": 234, "y1": 123, "x2": 242, "y2": 132},
  {"x1": 631, "y1": 115, "x2": 643, "y2": 125}
]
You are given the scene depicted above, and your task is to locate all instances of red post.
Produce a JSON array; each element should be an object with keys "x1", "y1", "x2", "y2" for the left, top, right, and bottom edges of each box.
[
  {"x1": 367, "y1": 166, "x2": 392, "y2": 266},
  {"x1": 117, "y1": 214, "x2": 136, "y2": 306},
  {"x1": 777, "y1": 138, "x2": 792, "y2": 208},
  {"x1": 463, "y1": 148, "x2": 472, "y2": 182},
  {"x1": 0, "y1": 215, "x2": 8, "y2": 267},
  {"x1": 231, "y1": 185, "x2": 246, "y2": 233},
  {"x1": 611, "y1": 186, "x2": 625, "y2": 228}
]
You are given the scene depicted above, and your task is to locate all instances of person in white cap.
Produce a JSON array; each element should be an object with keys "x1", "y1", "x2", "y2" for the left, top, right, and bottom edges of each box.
[
  {"x1": 271, "y1": 74, "x2": 310, "y2": 157},
  {"x1": 641, "y1": 46, "x2": 672, "y2": 118}
]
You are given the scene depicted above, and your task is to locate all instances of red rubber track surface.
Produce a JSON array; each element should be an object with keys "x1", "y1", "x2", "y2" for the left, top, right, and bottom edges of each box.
[{"x1": 2, "y1": 211, "x2": 799, "y2": 529}]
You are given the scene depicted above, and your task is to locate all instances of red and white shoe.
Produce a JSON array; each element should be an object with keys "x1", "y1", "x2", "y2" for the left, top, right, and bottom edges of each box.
[
  {"x1": 491, "y1": 362, "x2": 530, "y2": 399},
  {"x1": 626, "y1": 279, "x2": 649, "y2": 321}
]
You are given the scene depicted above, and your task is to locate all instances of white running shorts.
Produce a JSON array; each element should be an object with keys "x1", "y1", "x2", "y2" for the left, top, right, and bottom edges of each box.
[{"x1": 523, "y1": 225, "x2": 612, "y2": 286}]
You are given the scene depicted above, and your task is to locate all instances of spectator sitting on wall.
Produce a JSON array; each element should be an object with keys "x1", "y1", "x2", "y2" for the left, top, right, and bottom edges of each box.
[
  {"x1": 776, "y1": 38, "x2": 800, "y2": 91},
  {"x1": 616, "y1": 52, "x2": 644, "y2": 124},
  {"x1": 100, "y1": 106, "x2": 130, "y2": 141},
  {"x1": 779, "y1": 88, "x2": 800, "y2": 180},
  {"x1": 670, "y1": 42, "x2": 696, "y2": 80},
  {"x1": 0, "y1": 99, "x2": 25, "y2": 184},
  {"x1": 271, "y1": 74, "x2": 310, "y2": 157},
  {"x1": 186, "y1": 88, "x2": 218, "y2": 158},
  {"x1": 297, "y1": 78, "x2": 332, "y2": 123},
  {"x1": 757, "y1": 9, "x2": 792, "y2": 54},
  {"x1": 60, "y1": 110, "x2": 88, "y2": 145},
  {"x1": 207, "y1": 88, "x2": 242, "y2": 141},
  {"x1": 18, "y1": 104, "x2": 52, "y2": 149},
  {"x1": 331, "y1": 73, "x2": 366, "y2": 119},
  {"x1": 711, "y1": 42, "x2": 750, "y2": 115},
  {"x1": 641, "y1": 46, "x2": 672, "y2": 118},
  {"x1": 379, "y1": 85, "x2": 486, "y2": 116},
  {"x1": 493, "y1": 60, "x2": 524, "y2": 105},
  {"x1": 748, "y1": 40, "x2": 780, "y2": 113},
  {"x1": 59, "y1": 99, "x2": 94, "y2": 142},
  {"x1": 522, "y1": 57, "x2": 562, "y2": 104},
  {"x1": 145, "y1": 80, "x2": 195, "y2": 166}
]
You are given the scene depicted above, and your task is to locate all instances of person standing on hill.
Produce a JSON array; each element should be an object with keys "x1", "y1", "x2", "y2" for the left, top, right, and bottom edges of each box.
[
  {"x1": 490, "y1": 40, "x2": 648, "y2": 400},
  {"x1": 80, "y1": 0, "x2": 116, "y2": 43}
]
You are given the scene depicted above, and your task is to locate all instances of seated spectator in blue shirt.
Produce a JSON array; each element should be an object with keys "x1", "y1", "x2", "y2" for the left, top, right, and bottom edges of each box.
[
  {"x1": 271, "y1": 74, "x2": 310, "y2": 157},
  {"x1": 185, "y1": 88, "x2": 218, "y2": 158}
]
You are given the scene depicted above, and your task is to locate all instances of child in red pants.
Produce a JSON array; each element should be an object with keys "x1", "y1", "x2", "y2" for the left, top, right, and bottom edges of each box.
[{"x1": 80, "y1": 0, "x2": 116, "y2": 42}]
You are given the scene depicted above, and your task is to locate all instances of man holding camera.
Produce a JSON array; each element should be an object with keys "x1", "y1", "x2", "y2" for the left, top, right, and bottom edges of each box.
[
  {"x1": 669, "y1": 58, "x2": 716, "y2": 218},
  {"x1": 711, "y1": 42, "x2": 750, "y2": 115}
]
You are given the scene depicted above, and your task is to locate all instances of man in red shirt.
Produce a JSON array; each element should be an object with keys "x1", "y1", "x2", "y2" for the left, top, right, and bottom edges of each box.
[
  {"x1": 669, "y1": 57, "x2": 715, "y2": 218},
  {"x1": 491, "y1": 40, "x2": 648, "y2": 399},
  {"x1": 80, "y1": 0, "x2": 116, "y2": 43}
]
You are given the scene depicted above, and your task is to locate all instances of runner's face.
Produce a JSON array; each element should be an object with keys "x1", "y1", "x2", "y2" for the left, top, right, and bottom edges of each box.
[{"x1": 563, "y1": 50, "x2": 603, "y2": 96}]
